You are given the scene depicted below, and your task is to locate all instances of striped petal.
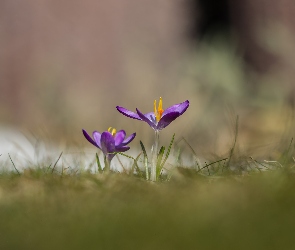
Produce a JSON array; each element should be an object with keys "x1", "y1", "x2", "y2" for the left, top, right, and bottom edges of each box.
[
  {"x1": 136, "y1": 109, "x2": 157, "y2": 130},
  {"x1": 116, "y1": 106, "x2": 141, "y2": 120},
  {"x1": 162, "y1": 100, "x2": 189, "y2": 116}
]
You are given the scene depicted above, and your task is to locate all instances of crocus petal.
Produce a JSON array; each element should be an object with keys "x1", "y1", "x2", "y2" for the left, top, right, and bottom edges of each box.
[
  {"x1": 116, "y1": 106, "x2": 141, "y2": 120},
  {"x1": 143, "y1": 112, "x2": 157, "y2": 124},
  {"x1": 82, "y1": 129, "x2": 99, "y2": 148},
  {"x1": 101, "y1": 132, "x2": 116, "y2": 156},
  {"x1": 115, "y1": 146, "x2": 130, "y2": 152},
  {"x1": 162, "y1": 100, "x2": 189, "y2": 116},
  {"x1": 93, "y1": 131, "x2": 102, "y2": 149},
  {"x1": 136, "y1": 109, "x2": 157, "y2": 130},
  {"x1": 121, "y1": 133, "x2": 136, "y2": 146},
  {"x1": 156, "y1": 112, "x2": 181, "y2": 130},
  {"x1": 114, "y1": 130, "x2": 126, "y2": 146}
]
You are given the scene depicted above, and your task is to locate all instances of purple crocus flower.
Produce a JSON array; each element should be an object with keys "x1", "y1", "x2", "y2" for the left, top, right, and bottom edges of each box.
[
  {"x1": 82, "y1": 127, "x2": 136, "y2": 161},
  {"x1": 116, "y1": 97, "x2": 189, "y2": 131}
]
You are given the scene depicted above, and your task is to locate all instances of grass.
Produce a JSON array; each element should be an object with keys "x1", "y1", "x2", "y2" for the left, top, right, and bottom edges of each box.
[
  {"x1": 1, "y1": 118, "x2": 295, "y2": 249},
  {"x1": 2, "y1": 115, "x2": 295, "y2": 250},
  {"x1": 1, "y1": 164, "x2": 295, "y2": 250}
]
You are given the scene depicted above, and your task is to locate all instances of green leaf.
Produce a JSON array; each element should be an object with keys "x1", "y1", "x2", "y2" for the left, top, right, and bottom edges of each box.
[
  {"x1": 156, "y1": 146, "x2": 165, "y2": 179},
  {"x1": 133, "y1": 153, "x2": 143, "y2": 177},
  {"x1": 140, "y1": 140, "x2": 148, "y2": 159},
  {"x1": 140, "y1": 140, "x2": 149, "y2": 180},
  {"x1": 160, "y1": 133, "x2": 175, "y2": 169},
  {"x1": 96, "y1": 153, "x2": 103, "y2": 174}
]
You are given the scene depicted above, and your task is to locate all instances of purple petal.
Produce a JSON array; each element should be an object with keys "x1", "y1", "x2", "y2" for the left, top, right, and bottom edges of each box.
[
  {"x1": 121, "y1": 133, "x2": 136, "y2": 146},
  {"x1": 115, "y1": 146, "x2": 130, "y2": 152},
  {"x1": 116, "y1": 106, "x2": 141, "y2": 120},
  {"x1": 93, "y1": 131, "x2": 102, "y2": 149},
  {"x1": 101, "y1": 132, "x2": 116, "y2": 156},
  {"x1": 136, "y1": 109, "x2": 157, "y2": 130},
  {"x1": 82, "y1": 129, "x2": 99, "y2": 148},
  {"x1": 157, "y1": 112, "x2": 181, "y2": 130},
  {"x1": 143, "y1": 112, "x2": 157, "y2": 124},
  {"x1": 114, "y1": 130, "x2": 126, "y2": 146},
  {"x1": 162, "y1": 100, "x2": 189, "y2": 116}
]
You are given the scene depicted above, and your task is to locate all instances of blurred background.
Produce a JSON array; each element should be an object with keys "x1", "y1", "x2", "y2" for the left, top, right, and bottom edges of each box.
[{"x1": 1, "y1": 0, "x2": 295, "y2": 158}]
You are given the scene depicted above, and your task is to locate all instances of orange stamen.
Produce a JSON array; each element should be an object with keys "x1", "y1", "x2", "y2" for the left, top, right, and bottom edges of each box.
[{"x1": 154, "y1": 97, "x2": 164, "y2": 122}]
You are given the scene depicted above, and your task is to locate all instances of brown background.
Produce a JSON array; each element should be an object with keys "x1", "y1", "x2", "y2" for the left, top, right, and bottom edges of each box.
[{"x1": 1, "y1": 0, "x2": 295, "y2": 156}]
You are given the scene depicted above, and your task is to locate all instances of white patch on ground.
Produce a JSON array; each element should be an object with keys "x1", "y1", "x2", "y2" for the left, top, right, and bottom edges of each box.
[
  {"x1": 0, "y1": 127, "x2": 152, "y2": 173},
  {"x1": 1, "y1": 128, "x2": 274, "y2": 175},
  {"x1": 3, "y1": 127, "x2": 275, "y2": 175}
]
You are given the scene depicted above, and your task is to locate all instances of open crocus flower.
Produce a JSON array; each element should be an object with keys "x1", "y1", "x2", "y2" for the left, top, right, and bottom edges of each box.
[
  {"x1": 82, "y1": 127, "x2": 136, "y2": 161},
  {"x1": 116, "y1": 97, "x2": 189, "y2": 131}
]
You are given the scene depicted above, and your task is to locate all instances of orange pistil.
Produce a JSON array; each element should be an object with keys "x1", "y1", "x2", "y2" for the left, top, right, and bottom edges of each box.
[{"x1": 154, "y1": 97, "x2": 164, "y2": 122}]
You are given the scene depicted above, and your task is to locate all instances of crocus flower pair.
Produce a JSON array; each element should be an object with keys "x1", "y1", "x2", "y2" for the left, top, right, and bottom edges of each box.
[{"x1": 82, "y1": 98, "x2": 189, "y2": 166}]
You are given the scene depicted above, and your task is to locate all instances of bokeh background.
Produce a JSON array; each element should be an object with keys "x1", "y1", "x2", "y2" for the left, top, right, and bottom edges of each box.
[{"x1": 1, "y1": 0, "x2": 295, "y2": 158}]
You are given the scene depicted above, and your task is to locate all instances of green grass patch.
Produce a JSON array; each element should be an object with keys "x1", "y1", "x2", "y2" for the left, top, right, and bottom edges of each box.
[{"x1": 0, "y1": 168, "x2": 295, "y2": 250}]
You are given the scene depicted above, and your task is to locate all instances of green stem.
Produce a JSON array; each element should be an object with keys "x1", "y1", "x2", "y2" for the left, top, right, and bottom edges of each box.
[
  {"x1": 151, "y1": 130, "x2": 160, "y2": 181},
  {"x1": 145, "y1": 157, "x2": 149, "y2": 181},
  {"x1": 104, "y1": 155, "x2": 111, "y2": 173}
]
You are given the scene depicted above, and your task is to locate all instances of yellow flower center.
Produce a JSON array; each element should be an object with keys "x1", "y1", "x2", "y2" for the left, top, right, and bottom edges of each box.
[
  {"x1": 108, "y1": 127, "x2": 117, "y2": 136},
  {"x1": 154, "y1": 97, "x2": 164, "y2": 122}
]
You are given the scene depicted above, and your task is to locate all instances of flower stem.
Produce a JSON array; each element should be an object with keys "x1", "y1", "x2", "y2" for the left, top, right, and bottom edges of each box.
[
  {"x1": 104, "y1": 155, "x2": 110, "y2": 173},
  {"x1": 145, "y1": 157, "x2": 149, "y2": 181},
  {"x1": 151, "y1": 130, "x2": 159, "y2": 181}
]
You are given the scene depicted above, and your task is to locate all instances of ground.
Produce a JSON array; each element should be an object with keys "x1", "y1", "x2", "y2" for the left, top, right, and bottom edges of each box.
[{"x1": 0, "y1": 168, "x2": 295, "y2": 250}]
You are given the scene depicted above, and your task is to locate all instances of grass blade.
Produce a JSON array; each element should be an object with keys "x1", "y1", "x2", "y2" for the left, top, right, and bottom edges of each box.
[
  {"x1": 8, "y1": 153, "x2": 20, "y2": 175},
  {"x1": 196, "y1": 158, "x2": 228, "y2": 174},
  {"x1": 116, "y1": 154, "x2": 126, "y2": 172},
  {"x1": 51, "y1": 152, "x2": 63, "y2": 174},
  {"x1": 225, "y1": 115, "x2": 239, "y2": 170},
  {"x1": 156, "y1": 146, "x2": 165, "y2": 179},
  {"x1": 140, "y1": 141, "x2": 148, "y2": 159},
  {"x1": 96, "y1": 153, "x2": 103, "y2": 174},
  {"x1": 118, "y1": 152, "x2": 143, "y2": 177},
  {"x1": 140, "y1": 141, "x2": 149, "y2": 180},
  {"x1": 160, "y1": 133, "x2": 175, "y2": 169},
  {"x1": 280, "y1": 137, "x2": 293, "y2": 168}
]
